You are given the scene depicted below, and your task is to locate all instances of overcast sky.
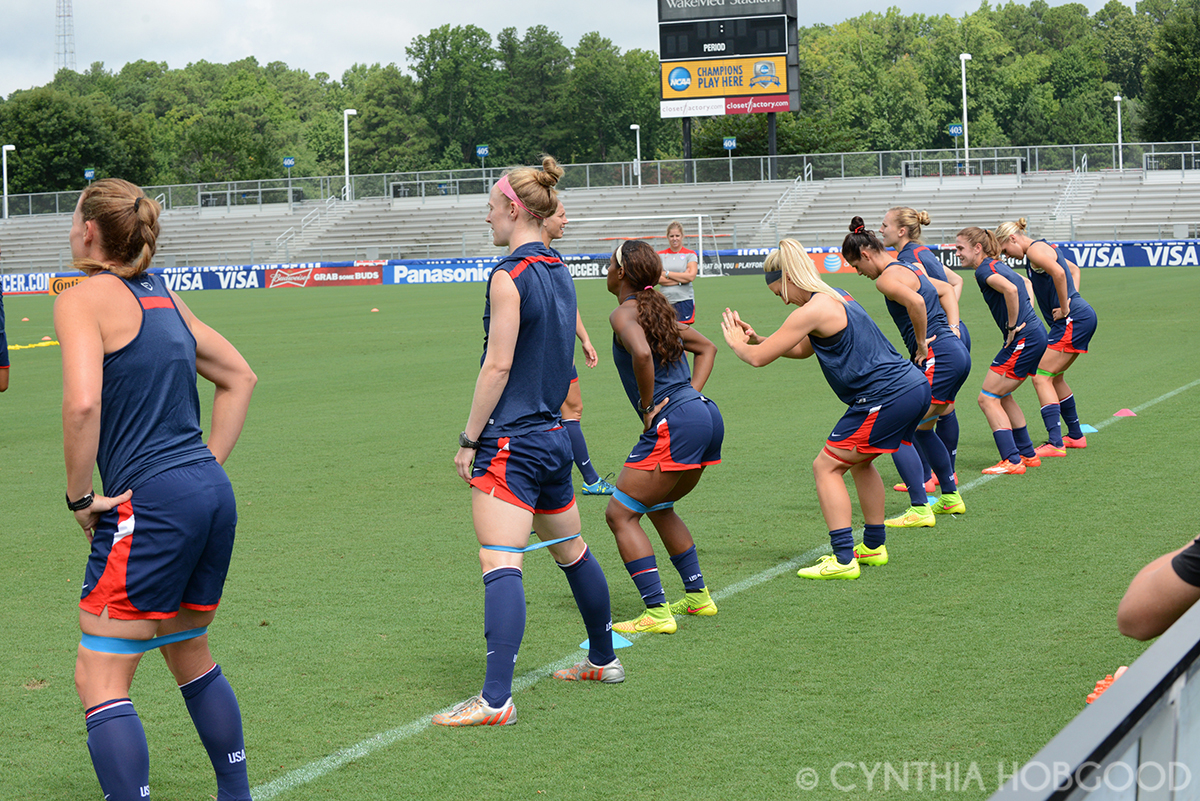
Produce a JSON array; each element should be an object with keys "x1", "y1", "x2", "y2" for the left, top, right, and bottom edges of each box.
[{"x1": 1, "y1": 0, "x2": 1121, "y2": 100}]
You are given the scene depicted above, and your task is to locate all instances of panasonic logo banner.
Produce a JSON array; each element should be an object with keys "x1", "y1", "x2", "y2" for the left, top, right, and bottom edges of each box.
[{"x1": 668, "y1": 67, "x2": 692, "y2": 91}]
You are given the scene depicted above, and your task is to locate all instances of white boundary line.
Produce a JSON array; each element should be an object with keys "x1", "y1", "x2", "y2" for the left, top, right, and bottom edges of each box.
[{"x1": 251, "y1": 379, "x2": 1200, "y2": 799}]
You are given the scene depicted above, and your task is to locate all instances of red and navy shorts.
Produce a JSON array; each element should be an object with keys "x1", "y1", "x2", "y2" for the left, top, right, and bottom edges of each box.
[
  {"x1": 626, "y1": 396, "x2": 723, "y2": 471},
  {"x1": 569, "y1": 363, "x2": 579, "y2": 384},
  {"x1": 670, "y1": 299, "x2": 696, "y2": 324},
  {"x1": 1047, "y1": 303, "x2": 1097, "y2": 354},
  {"x1": 80, "y1": 460, "x2": 236, "y2": 620},
  {"x1": 827, "y1": 382, "x2": 930, "y2": 454},
  {"x1": 925, "y1": 337, "x2": 972, "y2": 405},
  {"x1": 470, "y1": 426, "x2": 576, "y2": 514},
  {"x1": 989, "y1": 327, "x2": 1048, "y2": 380}
]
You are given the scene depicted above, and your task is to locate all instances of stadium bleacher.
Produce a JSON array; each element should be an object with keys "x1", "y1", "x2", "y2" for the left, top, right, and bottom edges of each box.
[{"x1": 1, "y1": 168, "x2": 1197, "y2": 273}]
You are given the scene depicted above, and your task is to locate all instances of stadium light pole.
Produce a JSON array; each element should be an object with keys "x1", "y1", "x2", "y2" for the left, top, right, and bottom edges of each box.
[
  {"x1": 630, "y1": 124, "x2": 642, "y2": 188},
  {"x1": 343, "y1": 109, "x2": 357, "y2": 201},
  {"x1": 959, "y1": 53, "x2": 971, "y2": 176},
  {"x1": 1, "y1": 144, "x2": 14, "y2": 220},
  {"x1": 1114, "y1": 95, "x2": 1124, "y2": 172}
]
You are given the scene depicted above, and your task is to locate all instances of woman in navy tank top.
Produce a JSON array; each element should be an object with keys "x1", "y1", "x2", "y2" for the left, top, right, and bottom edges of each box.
[
  {"x1": 604, "y1": 239, "x2": 723, "y2": 635},
  {"x1": 722, "y1": 239, "x2": 929, "y2": 581},
  {"x1": 56, "y1": 179, "x2": 257, "y2": 801},
  {"x1": 437, "y1": 157, "x2": 621, "y2": 728}
]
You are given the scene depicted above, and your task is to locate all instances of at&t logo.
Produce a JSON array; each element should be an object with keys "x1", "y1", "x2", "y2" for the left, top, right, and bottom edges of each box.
[{"x1": 668, "y1": 67, "x2": 691, "y2": 91}]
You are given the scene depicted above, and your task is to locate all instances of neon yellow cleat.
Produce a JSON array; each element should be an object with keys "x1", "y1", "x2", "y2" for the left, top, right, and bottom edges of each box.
[
  {"x1": 885, "y1": 504, "x2": 935, "y2": 528},
  {"x1": 612, "y1": 605, "x2": 677, "y2": 634},
  {"x1": 668, "y1": 587, "x2": 718, "y2": 616},
  {"x1": 797, "y1": 554, "x2": 860, "y2": 580},
  {"x1": 853, "y1": 542, "x2": 888, "y2": 566},
  {"x1": 931, "y1": 492, "x2": 966, "y2": 515}
]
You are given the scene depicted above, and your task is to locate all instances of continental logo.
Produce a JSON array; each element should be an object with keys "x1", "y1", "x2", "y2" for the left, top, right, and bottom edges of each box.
[{"x1": 50, "y1": 275, "x2": 88, "y2": 295}]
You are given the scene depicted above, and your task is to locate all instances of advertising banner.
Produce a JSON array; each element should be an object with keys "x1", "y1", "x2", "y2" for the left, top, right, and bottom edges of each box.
[
  {"x1": 2, "y1": 272, "x2": 54, "y2": 295},
  {"x1": 661, "y1": 55, "x2": 787, "y2": 100},
  {"x1": 264, "y1": 265, "x2": 382, "y2": 288}
]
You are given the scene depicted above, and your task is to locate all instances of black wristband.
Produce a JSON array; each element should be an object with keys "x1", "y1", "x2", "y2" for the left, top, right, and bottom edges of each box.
[
  {"x1": 459, "y1": 431, "x2": 481, "y2": 450},
  {"x1": 67, "y1": 491, "x2": 95, "y2": 512},
  {"x1": 637, "y1": 403, "x2": 656, "y2": 415}
]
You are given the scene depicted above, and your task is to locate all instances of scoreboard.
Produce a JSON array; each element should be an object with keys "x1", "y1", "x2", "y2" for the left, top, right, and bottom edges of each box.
[
  {"x1": 658, "y1": 1, "x2": 798, "y2": 117},
  {"x1": 659, "y1": 15, "x2": 788, "y2": 61}
]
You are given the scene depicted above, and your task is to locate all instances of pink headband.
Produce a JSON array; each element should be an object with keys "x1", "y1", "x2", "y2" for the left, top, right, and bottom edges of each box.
[{"x1": 496, "y1": 175, "x2": 544, "y2": 220}]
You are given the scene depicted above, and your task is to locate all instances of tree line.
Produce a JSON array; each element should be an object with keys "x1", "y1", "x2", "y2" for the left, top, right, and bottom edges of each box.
[{"x1": 0, "y1": 0, "x2": 1196, "y2": 194}]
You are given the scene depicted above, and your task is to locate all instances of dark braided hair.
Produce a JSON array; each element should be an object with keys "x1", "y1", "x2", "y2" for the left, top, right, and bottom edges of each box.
[
  {"x1": 841, "y1": 215, "x2": 886, "y2": 264},
  {"x1": 616, "y1": 240, "x2": 684, "y2": 364}
]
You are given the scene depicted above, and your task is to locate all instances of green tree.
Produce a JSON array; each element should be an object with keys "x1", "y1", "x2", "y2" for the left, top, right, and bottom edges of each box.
[
  {"x1": 406, "y1": 25, "x2": 499, "y2": 165},
  {"x1": 492, "y1": 26, "x2": 573, "y2": 164},
  {"x1": 1141, "y1": 0, "x2": 1200, "y2": 139},
  {"x1": 0, "y1": 87, "x2": 153, "y2": 192},
  {"x1": 350, "y1": 64, "x2": 434, "y2": 173}
]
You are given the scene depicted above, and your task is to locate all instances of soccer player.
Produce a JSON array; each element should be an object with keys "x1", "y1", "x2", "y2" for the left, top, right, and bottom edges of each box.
[
  {"x1": 956, "y1": 227, "x2": 1048, "y2": 475},
  {"x1": 1118, "y1": 538, "x2": 1200, "y2": 640},
  {"x1": 721, "y1": 239, "x2": 929, "y2": 580},
  {"x1": 542, "y1": 200, "x2": 615, "y2": 495},
  {"x1": 439, "y1": 157, "x2": 621, "y2": 728},
  {"x1": 879, "y1": 207, "x2": 968, "y2": 490},
  {"x1": 996, "y1": 218, "x2": 1097, "y2": 456},
  {"x1": 657, "y1": 220, "x2": 699, "y2": 323},
  {"x1": 842, "y1": 217, "x2": 970, "y2": 527},
  {"x1": 0, "y1": 243, "x2": 9, "y2": 392},
  {"x1": 55, "y1": 179, "x2": 257, "y2": 801},
  {"x1": 604, "y1": 240, "x2": 722, "y2": 634}
]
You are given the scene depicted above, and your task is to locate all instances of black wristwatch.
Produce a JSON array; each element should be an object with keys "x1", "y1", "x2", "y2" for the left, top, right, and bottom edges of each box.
[
  {"x1": 637, "y1": 402, "x2": 656, "y2": 416},
  {"x1": 459, "y1": 431, "x2": 481, "y2": 450},
  {"x1": 67, "y1": 491, "x2": 95, "y2": 512}
]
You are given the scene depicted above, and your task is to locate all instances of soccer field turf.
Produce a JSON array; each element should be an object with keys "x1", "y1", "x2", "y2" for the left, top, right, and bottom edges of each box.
[{"x1": 2, "y1": 265, "x2": 1198, "y2": 799}]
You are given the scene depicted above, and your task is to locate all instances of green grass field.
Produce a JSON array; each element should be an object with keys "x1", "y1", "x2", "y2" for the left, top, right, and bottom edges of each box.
[{"x1": 3, "y1": 265, "x2": 1199, "y2": 800}]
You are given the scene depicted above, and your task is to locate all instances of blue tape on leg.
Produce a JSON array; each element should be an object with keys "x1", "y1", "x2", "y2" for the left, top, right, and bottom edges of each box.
[
  {"x1": 612, "y1": 489, "x2": 650, "y2": 514},
  {"x1": 647, "y1": 500, "x2": 675, "y2": 512},
  {"x1": 481, "y1": 534, "x2": 580, "y2": 554},
  {"x1": 981, "y1": 390, "x2": 1002, "y2": 399},
  {"x1": 80, "y1": 627, "x2": 208, "y2": 655}
]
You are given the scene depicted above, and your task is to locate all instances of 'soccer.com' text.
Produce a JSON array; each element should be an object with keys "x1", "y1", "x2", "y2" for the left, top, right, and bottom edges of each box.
[{"x1": 793, "y1": 761, "x2": 1192, "y2": 793}]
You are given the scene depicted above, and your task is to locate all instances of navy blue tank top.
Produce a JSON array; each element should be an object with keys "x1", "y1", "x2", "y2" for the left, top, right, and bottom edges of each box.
[
  {"x1": 480, "y1": 241, "x2": 576, "y2": 438},
  {"x1": 1027, "y1": 240, "x2": 1091, "y2": 324},
  {"x1": 612, "y1": 326, "x2": 701, "y2": 422},
  {"x1": 897, "y1": 242, "x2": 949, "y2": 283},
  {"x1": 974, "y1": 258, "x2": 1042, "y2": 337},
  {"x1": 810, "y1": 290, "x2": 927, "y2": 407},
  {"x1": 880, "y1": 262, "x2": 954, "y2": 358},
  {"x1": 98, "y1": 273, "x2": 213, "y2": 494}
]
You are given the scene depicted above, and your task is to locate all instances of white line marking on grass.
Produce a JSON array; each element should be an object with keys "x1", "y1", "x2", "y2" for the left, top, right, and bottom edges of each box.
[
  {"x1": 250, "y1": 540, "x2": 833, "y2": 800},
  {"x1": 253, "y1": 379, "x2": 1199, "y2": 798}
]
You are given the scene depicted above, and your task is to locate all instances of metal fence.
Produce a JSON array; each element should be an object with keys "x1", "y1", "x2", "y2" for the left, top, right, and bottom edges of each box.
[{"x1": 3, "y1": 140, "x2": 1198, "y2": 219}]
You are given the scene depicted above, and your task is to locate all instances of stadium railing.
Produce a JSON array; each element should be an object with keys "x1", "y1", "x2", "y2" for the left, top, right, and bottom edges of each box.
[
  {"x1": 990, "y1": 600, "x2": 1200, "y2": 800},
  {"x1": 4, "y1": 141, "x2": 1198, "y2": 219}
]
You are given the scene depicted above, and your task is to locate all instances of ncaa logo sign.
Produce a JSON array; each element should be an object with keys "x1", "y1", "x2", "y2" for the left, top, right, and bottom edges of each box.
[
  {"x1": 668, "y1": 67, "x2": 691, "y2": 92},
  {"x1": 822, "y1": 254, "x2": 843, "y2": 272}
]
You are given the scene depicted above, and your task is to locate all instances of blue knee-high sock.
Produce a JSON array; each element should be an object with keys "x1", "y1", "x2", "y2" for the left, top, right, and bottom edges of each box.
[
  {"x1": 563, "y1": 419, "x2": 601, "y2": 485},
  {"x1": 180, "y1": 664, "x2": 251, "y2": 801},
  {"x1": 1040, "y1": 403, "x2": 1063, "y2": 446},
  {"x1": 830, "y1": 527, "x2": 855, "y2": 565},
  {"x1": 915, "y1": 428, "x2": 956, "y2": 493},
  {"x1": 668, "y1": 545, "x2": 705, "y2": 592},
  {"x1": 624, "y1": 555, "x2": 666, "y2": 607},
  {"x1": 1013, "y1": 426, "x2": 1036, "y2": 458},
  {"x1": 1060, "y1": 394, "x2": 1083, "y2": 439},
  {"x1": 891, "y1": 442, "x2": 929, "y2": 506},
  {"x1": 863, "y1": 523, "x2": 886, "y2": 549},
  {"x1": 482, "y1": 567, "x2": 525, "y2": 707},
  {"x1": 85, "y1": 699, "x2": 150, "y2": 801},
  {"x1": 936, "y1": 411, "x2": 960, "y2": 473},
  {"x1": 558, "y1": 546, "x2": 615, "y2": 666},
  {"x1": 992, "y1": 429, "x2": 1019, "y2": 464}
]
